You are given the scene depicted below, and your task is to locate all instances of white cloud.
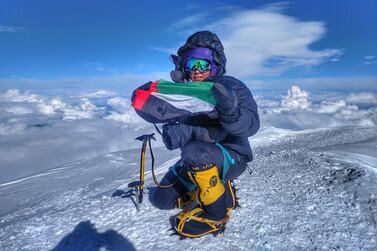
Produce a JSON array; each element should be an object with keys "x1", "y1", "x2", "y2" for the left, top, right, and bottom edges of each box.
[
  {"x1": 84, "y1": 62, "x2": 105, "y2": 72},
  {"x1": 255, "y1": 2, "x2": 291, "y2": 12},
  {"x1": 254, "y1": 96, "x2": 280, "y2": 108},
  {"x1": 0, "y1": 122, "x2": 28, "y2": 135},
  {"x1": 60, "y1": 98, "x2": 102, "y2": 120},
  {"x1": 263, "y1": 86, "x2": 312, "y2": 113},
  {"x1": 346, "y1": 92, "x2": 377, "y2": 104},
  {"x1": 107, "y1": 97, "x2": 129, "y2": 111},
  {"x1": 104, "y1": 111, "x2": 144, "y2": 127},
  {"x1": 0, "y1": 71, "x2": 171, "y2": 95},
  {"x1": 0, "y1": 89, "x2": 148, "y2": 129},
  {"x1": 105, "y1": 97, "x2": 146, "y2": 127},
  {"x1": 0, "y1": 118, "x2": 152, "y2": 182},
  {"x1": 211, "y1": 9, "x2": 341, "y2": 77},
  {"x1": 37, "y1": 103, "x2": 57, "y2": 116},
  {"x1": 170, "y1": 14, "x2": 209, "y2": 30},
  {"x1": 258, "y1": 86, "x2": 377, "y2": 130},
  {"x1": 0, "y1": 89, "x2": 106, "y2": 120},
  {"x1": 363, "y1": 61, "x2": 377, "y2": 65},
  {"x1": 81, "y1": 90, "x2": 117, "y2": 98},
  {"x1": 149, "y1": 46, "x2": 178, "y2": 55},
  {"x1": 281, "y1": 86, "x2": 311, "y2": 110},
  {"x1": 330, "y1": 58, "x2": 341, "y2": 62},
  {"x1": 104, "y1": 112, "x2": 132, "y2": 124},
  {"x1": 247, "y1": 76, "x2": 377, "y2": 92},
  {"x1": 0, "y1": 89, "x2": 43, "y2": 103},
  {"x1": 363, "y1": 55, "x2": 377, "y2": 65},
  {"x1": 36, "y1": 98, "x2": 68, "y2": 116},
  {"x1": 0, "y1": 89, "x2": 153, "y2": 181},
  {"x1": 317, "y1": 100, "x2": 354, "y2": 114},
  {"x1": 164, "y1": 3, "x2": 341, "y2": 78},
  {"x1": 5, "y1": 106, "x2": 33, "y2": 115},
  {"x1": 1, "y1": 86, "x2": 376, "y2": 182},
  {"x1": 0, "y1": 24, "x2": 24, "y2": 32}
]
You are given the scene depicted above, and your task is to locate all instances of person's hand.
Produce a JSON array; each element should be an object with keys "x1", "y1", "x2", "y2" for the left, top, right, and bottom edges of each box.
[
  {"x1": 213, "y1": 83, "x2": 237, "y2": 116},
  {"x1": 162, "y1": 123, "x2": 194, "y2": 150}
]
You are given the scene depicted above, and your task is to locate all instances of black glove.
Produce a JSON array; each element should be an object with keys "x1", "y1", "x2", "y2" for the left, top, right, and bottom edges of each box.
[
  {"x1": 162, "y1": 123, "x2": 227, "y2": 150},
  {"x1": 213, "y1": 83, "x2": 237, "y2": 116},
  {"x1": 162, "y1": 123, "x2": 194, "y2": 150}
]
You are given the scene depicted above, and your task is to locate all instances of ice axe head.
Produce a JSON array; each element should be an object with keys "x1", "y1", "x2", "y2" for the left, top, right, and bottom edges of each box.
[{"x1": 135, "y1": 133, "x2": 156, "y2": 142}]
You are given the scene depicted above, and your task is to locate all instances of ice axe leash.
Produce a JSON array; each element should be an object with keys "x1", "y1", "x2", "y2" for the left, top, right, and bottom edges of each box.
[{"x1": 128, "y1": 131, "x2": 181, "y2": 211}]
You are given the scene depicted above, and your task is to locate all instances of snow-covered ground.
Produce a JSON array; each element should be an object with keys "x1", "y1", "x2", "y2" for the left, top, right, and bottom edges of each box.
[
  {"x1": 1, "y1": 86, "x2": 376, "y2": 250},
  {"x1": 0, "y1": 125, "x2": 376, "y2": 250}
]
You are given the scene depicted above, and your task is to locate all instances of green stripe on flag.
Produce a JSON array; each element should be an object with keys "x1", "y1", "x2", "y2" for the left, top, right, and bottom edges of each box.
[{"x1": 155, "y1": 79, "x2": 216, "y2": 105}]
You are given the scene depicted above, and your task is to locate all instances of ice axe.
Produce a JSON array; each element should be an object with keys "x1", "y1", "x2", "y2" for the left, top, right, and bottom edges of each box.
[
  {"x1": 127, "y1": 130, "x2": 182, "y2": 211},
  {"x1": 128, "y1": 133, "x2": 156, "y2": 211}
]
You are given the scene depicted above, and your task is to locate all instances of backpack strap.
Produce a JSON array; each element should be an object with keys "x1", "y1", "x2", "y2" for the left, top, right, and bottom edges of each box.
[{"x1": 215, "y1": 143, "x2": 235, "y2": 182}]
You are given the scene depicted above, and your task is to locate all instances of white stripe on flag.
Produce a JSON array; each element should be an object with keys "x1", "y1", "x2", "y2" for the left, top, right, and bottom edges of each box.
[{"x1": 151, "y1": 92, "x2": 214, "y2": 113}]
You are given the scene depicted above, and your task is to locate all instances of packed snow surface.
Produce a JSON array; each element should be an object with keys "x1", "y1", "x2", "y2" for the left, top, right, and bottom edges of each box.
[
  {"x1": 1, "y1": 87, "x2": 377, "y2": 250},
  {"x1": 1, "y1": 125, "x2": 376, "y2": 251}
]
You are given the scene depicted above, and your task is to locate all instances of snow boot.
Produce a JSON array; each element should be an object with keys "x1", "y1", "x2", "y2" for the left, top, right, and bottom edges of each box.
[
  {"x1": 177, "y1": 189, "x2": 198, "y2": 210},
  {"x1": 174, "y1": 164, "x2": 230, "y2": 238}
]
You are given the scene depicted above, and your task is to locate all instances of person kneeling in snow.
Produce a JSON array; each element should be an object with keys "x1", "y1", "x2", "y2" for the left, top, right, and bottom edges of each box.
[{"x1": 152, "y1": 31, "x2": 260, "y2": 238}]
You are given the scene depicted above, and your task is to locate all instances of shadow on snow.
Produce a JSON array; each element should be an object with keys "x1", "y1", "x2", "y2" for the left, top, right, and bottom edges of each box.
[{"x1": 51, "y1": 221, "x2": 135, "y2": 251}]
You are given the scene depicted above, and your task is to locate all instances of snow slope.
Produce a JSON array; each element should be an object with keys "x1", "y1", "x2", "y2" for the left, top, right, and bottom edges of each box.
[{"x1": 1, "y1": 125, "x2": 376, "y2": 251}]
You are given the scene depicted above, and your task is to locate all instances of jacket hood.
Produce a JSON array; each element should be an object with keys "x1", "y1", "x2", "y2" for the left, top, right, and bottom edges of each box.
[{"x1": 170, "y1": 31, "x2": 227, "y2": 82}]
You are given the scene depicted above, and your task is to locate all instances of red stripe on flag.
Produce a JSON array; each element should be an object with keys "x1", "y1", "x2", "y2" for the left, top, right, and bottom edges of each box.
[
  {"x1": 132, "y1": 90, "x2": 151, "y2": 110},
  {"x1": 149, "y1": 80, "x2": 159, "y2": 92}
]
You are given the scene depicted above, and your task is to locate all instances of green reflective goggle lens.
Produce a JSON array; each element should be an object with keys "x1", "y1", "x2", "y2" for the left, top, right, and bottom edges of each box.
[{"x1": 185, "y1": 58, "x2": 211, "y2": 73}]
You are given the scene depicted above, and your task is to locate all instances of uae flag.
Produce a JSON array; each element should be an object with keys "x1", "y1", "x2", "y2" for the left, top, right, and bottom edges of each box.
[{"x1": 131, "y1": 79, "x2": 217, "y2": 123}]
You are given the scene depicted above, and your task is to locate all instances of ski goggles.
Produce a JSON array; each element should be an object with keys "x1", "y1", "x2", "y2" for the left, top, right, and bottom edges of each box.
[{"x1": 184, "y1": 58, "x2": 211, "y2": 73}]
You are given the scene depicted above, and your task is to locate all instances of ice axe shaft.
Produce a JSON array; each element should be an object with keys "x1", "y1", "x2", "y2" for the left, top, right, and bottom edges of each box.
[
  {"x1": 127, "y1": 131, "x2": 179, "y2": 212},
  {"x1": 135, "y1": 133, "x2": 155, "y2": 195},
  {"x1": 128, "y1": 133, "x2": 155, "y2": 211}
]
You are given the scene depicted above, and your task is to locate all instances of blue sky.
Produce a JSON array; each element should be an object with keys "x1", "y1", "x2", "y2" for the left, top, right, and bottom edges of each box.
[{"x1": 0, "y1": 0, "x2": 376, "y2": 94}]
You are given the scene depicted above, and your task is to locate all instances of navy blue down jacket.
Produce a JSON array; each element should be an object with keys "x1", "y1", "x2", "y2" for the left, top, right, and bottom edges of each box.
[{"x1": 164, "y1": 31, "x2": 260, "y2": 162}]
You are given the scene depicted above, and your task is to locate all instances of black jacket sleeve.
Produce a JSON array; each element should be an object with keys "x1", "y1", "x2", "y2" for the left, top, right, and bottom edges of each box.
[{"x1": 215, "y1": 77, "x2": 260, "y2": 138}]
